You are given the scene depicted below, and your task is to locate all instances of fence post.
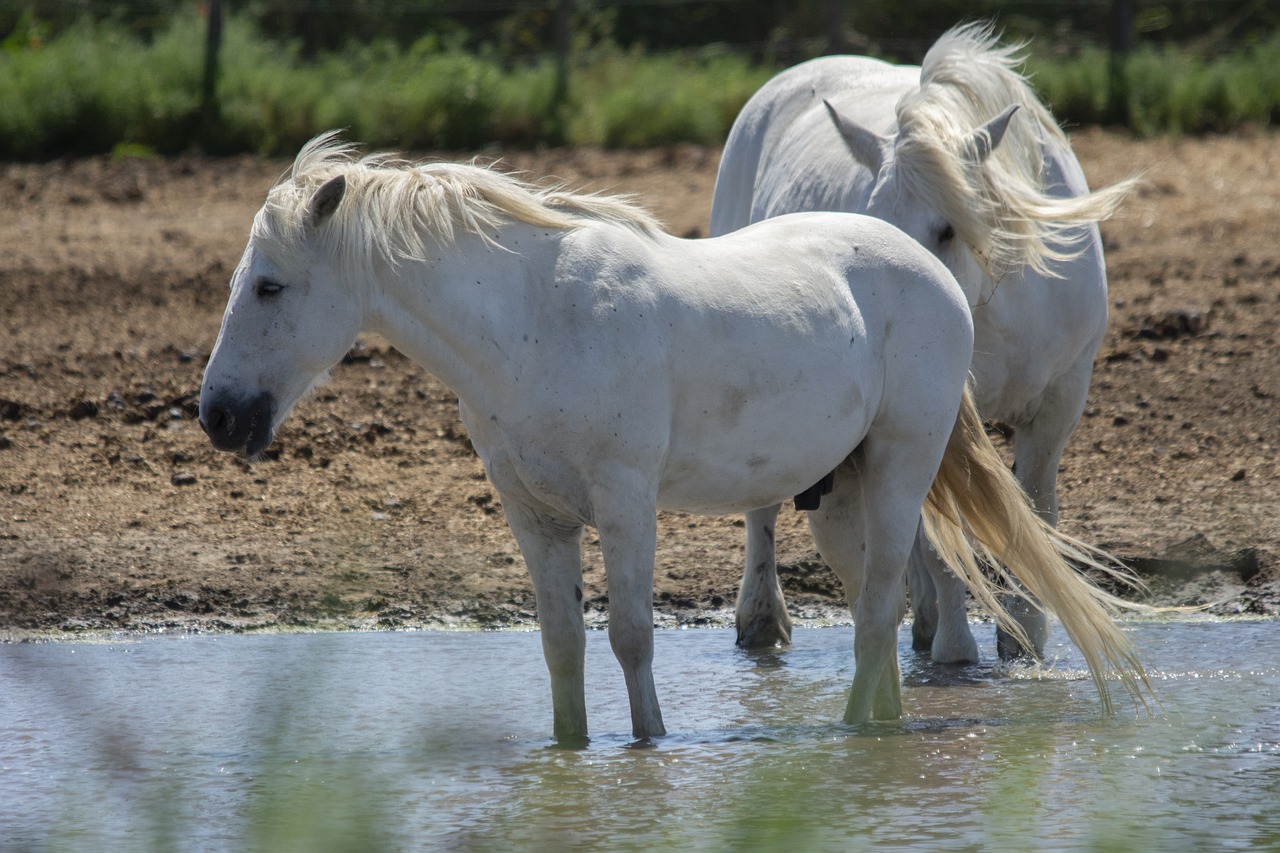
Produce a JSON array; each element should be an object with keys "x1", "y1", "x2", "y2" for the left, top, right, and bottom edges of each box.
[
  {"x1": 549, "y1": 0, "x2": 574, "y2": 142},
  {"x1": 201, "y1": 0, "x2": 223, "y2": 148},
  {"x1": 1107, "y1": 0, "x2": 1133, "y2": 125}
]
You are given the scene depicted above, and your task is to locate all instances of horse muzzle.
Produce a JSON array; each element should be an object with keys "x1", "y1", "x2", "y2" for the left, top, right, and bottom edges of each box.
[{"x1": 199, "y1": 391, "x2": 276, "y2": 457}]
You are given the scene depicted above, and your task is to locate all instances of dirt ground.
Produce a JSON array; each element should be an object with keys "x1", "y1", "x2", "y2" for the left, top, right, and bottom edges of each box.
[{"x1": 1, "y1": 131, "x2": 1278, "y2": 638}]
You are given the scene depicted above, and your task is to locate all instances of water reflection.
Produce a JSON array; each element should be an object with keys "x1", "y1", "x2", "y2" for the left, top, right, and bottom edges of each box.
[{"x1": 2, "y1": 621, "x2": 1278, "y2": 850}]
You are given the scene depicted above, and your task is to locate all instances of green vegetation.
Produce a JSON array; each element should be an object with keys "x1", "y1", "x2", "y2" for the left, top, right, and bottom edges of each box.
[
  {"x1": 0, "y1": 12, "x2": 774, "y2": 158},
  {"x1": 0, "y1": 11, "x2": 1277, "y2": 160},
  {"x1": 1028, "y1": 37, "x2": 1280, "y2": 134}
]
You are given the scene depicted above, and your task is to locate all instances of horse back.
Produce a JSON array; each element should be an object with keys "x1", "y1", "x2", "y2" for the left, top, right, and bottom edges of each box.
[{"x1": 712, "y1": 55, "x2": 916, "y2": 237}]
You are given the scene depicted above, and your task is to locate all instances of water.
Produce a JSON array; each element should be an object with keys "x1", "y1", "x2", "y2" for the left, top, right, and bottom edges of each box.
[{"x1": 2, "y1": 620, "x2": 1277, "y2": 851}]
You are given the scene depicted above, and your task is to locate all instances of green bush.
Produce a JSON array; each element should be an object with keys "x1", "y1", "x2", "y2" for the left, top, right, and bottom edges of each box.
[
  {"x1": 1028, "y1": 33, "x2": 1280, "y2": 134},
  {"x1": 1025, "y1": 46, "x2": 1111, "y2": 126}
]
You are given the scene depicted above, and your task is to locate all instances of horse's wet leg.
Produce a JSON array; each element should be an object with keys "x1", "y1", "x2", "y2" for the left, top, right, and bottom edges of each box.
[
  {"x1": 735, "y1": 504, "x2": 792, "y2": 648},
  {"x1": 996, "y1": 594, "x2": 1048, "y2": 661},
  {"x1": 997, "y1": 365, "x2": 1086, "y2": 660},
  {"x1": 805, "y1": 455, "x2": 914, "y2": 725},
  {"x1": 907, "y1": 532, "x2": 938, "y2": 652},
  {"x1": 502, "y1": 504, "x2": 589, "y2": 741},
  {"x1": 913, "y1": 521, "x2": 980, "y2": 664},
  {"x1": 847, "y1": 574, "x2": 906, "y2": 723}
]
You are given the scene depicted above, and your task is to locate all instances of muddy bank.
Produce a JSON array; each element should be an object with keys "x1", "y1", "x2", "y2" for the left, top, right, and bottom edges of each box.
[{"x1": 1, "y1": 133, "x2": 1278, "y2": 636}]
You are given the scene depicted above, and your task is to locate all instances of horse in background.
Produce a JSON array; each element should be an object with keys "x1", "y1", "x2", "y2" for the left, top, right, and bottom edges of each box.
[{"x1": 711, "y1": 22, "x2": 1138, "y2": 662}]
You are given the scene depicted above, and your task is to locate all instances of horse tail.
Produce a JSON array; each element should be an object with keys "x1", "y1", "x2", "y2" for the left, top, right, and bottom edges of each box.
[{"x1": 921, "y1": 386, "x2": 1153, "y2": 715}]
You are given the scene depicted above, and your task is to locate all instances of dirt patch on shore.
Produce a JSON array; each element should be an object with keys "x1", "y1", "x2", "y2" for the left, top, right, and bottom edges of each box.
[{"x1": 1, "y1": 132, "x2": 1277, "y2": 636}]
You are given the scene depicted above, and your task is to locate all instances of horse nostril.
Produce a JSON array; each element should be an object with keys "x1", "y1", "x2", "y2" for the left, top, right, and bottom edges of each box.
[
  {"x1": 201, "y1": 406, "x2": 234, "y2": 440},
  {"x1": 200, "y1": 393, "x2": 272, "y2": 455}
]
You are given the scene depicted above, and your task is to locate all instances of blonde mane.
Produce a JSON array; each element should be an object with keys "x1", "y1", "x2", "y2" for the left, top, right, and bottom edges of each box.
[
  {"x1": 891, "y1": 23, "x2": 1135, "y2": 277},
  {"x1": 253, "y1": 132, "x2": 662, "y2": 280}
]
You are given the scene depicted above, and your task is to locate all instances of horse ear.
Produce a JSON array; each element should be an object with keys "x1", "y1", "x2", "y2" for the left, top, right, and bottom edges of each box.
[
  {"x1": 971, "y1": 104, "x2": 1021, "y2": 163},
  {"x1": 308, "y1": 174, "x2": 346, "y2": 227},
  {"x1": 823, "y1": 99, "x2": 885, "y2": 174}
]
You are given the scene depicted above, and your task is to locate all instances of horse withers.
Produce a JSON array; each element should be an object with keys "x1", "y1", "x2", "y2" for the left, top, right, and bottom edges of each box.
[{"x1": 200, "y1": 136, "x2": 1147, "y2": 742}]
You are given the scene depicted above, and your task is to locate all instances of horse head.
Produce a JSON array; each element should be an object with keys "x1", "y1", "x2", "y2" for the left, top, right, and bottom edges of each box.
[
  {"x1": 824, "y1": 98, "x2": 1022, "y2": 305},
  {"x1": 821, "y1": 28, "x2": 1136, "y2": 300},
  {"x1": 200, "y1": 172, "x2": 361, "y2": 457}
]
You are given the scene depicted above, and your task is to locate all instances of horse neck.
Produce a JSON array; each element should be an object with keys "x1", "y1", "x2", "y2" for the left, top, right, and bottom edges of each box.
[{"x1": 365, "y1": 222, "x2": 562, "y2": 405}]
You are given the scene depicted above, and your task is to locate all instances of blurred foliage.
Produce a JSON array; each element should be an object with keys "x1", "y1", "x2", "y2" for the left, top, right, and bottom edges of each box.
[
  {"x1": 1027, "y1": 33, "x2": 1280, "y2": 132},
  {"x1": 0, "y1": 3, "x2": 1278, "y2": 158},
  {"x1": 0, "y1": 11, "x2": 776, "y2": 156}
]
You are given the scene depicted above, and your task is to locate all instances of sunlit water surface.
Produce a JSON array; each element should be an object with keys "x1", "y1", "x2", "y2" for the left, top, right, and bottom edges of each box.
[{"x1": 2, "y1": 621, "x2": 1277, "y2": 851}]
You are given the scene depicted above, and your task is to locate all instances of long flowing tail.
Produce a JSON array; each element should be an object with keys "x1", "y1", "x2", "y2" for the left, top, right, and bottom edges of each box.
[{"x1": 921, "y1": 386, "x2": 1153, "y2": 714}]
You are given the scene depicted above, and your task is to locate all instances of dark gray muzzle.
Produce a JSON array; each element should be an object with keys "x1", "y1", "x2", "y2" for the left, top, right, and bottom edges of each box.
[{"x1": 199, "y1": 391, "x2": 276, "y2": 457}]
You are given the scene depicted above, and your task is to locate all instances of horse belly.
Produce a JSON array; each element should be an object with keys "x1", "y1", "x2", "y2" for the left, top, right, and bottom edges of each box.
[{"x1": 657, "y1": 374, "x2": 872, "y2": 516}]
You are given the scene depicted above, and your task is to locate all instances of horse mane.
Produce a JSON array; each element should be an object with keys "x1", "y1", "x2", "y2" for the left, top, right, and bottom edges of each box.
[
  {"x1": 891, "y1": 23, "x2": 1135, "y2": 277},
  {"x1": 253, "y1": 132, "x2": 662, "y2": 279}
]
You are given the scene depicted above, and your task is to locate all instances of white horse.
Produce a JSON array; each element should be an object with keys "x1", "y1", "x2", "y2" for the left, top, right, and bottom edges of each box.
[
  {"x1": 199, "y1": 134, "x2": 1147, "y2": 742},
  {"x1": 711, "y1": 23, "x2": 1136, "y2": 661}
]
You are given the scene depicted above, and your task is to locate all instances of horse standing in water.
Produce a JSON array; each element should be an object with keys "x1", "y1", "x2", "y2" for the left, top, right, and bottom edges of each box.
[
  {"x1": 200, "y1": 134, "x2": 1147, "y2": 742},
  {"x1": 711, "y1": 23, "x2": 1137, "y2": 660}
]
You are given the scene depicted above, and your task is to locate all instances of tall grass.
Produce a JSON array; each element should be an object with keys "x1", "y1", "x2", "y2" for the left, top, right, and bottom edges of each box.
[
  {"x1": 0, "y1": 13, "x2": 771, "y2": 157},
  {"x1": 564, "y1": 44, "x2": 773, "y2": 148},
  {"x1": 1, "y1": 12, "x2": 1278, "y2": 159}
]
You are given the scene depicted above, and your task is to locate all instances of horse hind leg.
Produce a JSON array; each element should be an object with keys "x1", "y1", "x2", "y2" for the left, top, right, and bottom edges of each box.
[
  {"x1": 735, "y1": 504, "x2": 793, "y2": 648},
  {"x1": 808, "y1": 435, "x2": 942, "y2": 724}
]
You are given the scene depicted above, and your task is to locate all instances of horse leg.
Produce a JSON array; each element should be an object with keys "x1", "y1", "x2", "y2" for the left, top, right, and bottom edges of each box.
[
  {"x1": 501, "y1": 503, "x2": 589, "y2": 743},
  {"x1": 911, "y1": 519, "x2": 980, "y2": 664},
  {"x1": 593, "y1": 488, "x2": 666, "y2": 739},
  {"x1": 735, "y1": 504, "x2": 793, "y2": 648},
  {"x1": 995, "y1": 364, "x2": 1090, "y2": 660},
  {"x1": 807, "y1": 445, "x2": 928, "y2": 724},
  {"x1": 906, "y1": 530, "x2": 938, "y2": 652}
]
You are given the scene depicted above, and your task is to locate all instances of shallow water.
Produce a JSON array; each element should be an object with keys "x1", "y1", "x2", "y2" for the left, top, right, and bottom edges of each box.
[{"x1": 2, "y1": 620, "x2": 1277, "y2": 851}]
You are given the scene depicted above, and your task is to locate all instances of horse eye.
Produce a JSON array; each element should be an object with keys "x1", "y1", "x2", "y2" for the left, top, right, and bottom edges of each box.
[
  {"x1": 938, "y1": 224, "x2": 956, "y2": 244},
  {"x1": 255, "y1": 278, "x2": 284, "y2": 298}
]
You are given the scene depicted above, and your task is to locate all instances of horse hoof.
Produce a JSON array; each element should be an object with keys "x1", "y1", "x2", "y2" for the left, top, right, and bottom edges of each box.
[
  {"x1": 735, "y1": 620, "x2": 792, "y2": 649},
  {"x1": 996, "y1": 626, "x2": 1044, "y2": 661}
]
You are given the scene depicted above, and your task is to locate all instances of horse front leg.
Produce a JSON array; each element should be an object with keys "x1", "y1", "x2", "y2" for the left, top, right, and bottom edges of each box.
[
  {"x1": 909, "y1": 519, "x2": 979, "y2": 664},
  {"x1": 735, "y1": 504, "x2": 793, "y2": 648},
  {"x1": 594, "y1": 491, "x2": 665, "y2": 739},
  {"x1": 993, "y1": 429, "x2": 1059, "y2": 661},
  {"x1": 996, "y1": 364, "x2": 1089, "y2": 660},
  {"x1": 501, "y1": 502, "x2": 589, "y2": 744}
]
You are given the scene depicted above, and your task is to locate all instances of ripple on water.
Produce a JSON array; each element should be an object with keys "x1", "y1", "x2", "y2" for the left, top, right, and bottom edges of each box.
[{"x1": 1, "y1": 622, "x2": 1278, "y2": 850}]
